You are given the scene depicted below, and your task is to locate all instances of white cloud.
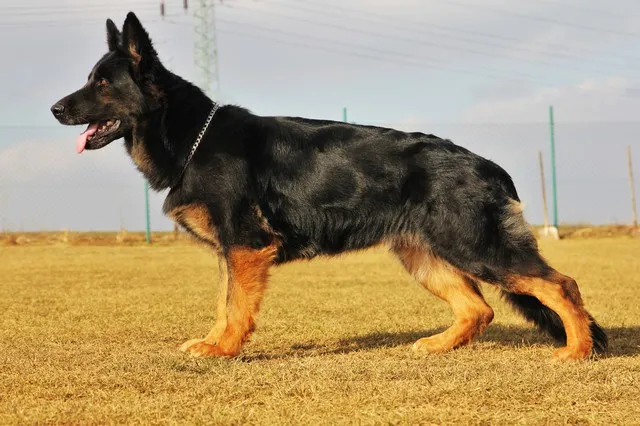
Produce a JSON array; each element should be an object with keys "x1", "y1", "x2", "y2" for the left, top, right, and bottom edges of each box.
[{"x1": 463, "y1": 77, "x2": 640, "y2": 123}]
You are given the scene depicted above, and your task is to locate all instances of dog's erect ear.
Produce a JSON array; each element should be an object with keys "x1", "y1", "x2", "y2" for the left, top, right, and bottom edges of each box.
[
  {"x1": 122, "y1": 12, "x2": 157, "y2": 71},
  {"x1": 106, "y1": 19, "x2": 121, "y2": 51}
]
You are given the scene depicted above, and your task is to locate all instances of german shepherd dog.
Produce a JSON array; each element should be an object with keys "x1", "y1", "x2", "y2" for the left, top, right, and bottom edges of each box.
[{"x1": 51, "y1": 12, "x2": 607, "y2": 360}]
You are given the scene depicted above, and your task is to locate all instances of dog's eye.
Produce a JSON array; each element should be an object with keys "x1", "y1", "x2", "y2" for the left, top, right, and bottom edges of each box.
[{"x1": 97, "y1": 78, "x2": 109, "y2": 87}]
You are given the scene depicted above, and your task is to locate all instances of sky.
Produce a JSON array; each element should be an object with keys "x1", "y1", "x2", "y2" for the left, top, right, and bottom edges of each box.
[{"x1": 1, "y1": 0, "x2": 640, "y2": 231}]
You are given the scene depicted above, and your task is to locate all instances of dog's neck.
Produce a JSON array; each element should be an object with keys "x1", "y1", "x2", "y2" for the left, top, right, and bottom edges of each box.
[{"x1": 126, "y1": 70, "x2": 215, "y2": 191}]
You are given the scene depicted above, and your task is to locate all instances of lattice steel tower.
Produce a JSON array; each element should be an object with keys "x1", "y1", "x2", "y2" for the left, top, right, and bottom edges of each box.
[{"x1": 192, "y1": 0, "x2": 221, "y2": 99}]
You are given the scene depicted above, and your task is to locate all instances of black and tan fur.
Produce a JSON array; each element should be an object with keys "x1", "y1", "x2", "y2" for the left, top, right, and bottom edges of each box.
[{"x1": 50, "y1": 12, "x2": 607, "y2": 360}]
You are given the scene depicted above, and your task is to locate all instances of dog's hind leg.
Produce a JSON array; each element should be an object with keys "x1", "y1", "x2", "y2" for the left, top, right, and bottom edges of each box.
[
  {"x1": 392, "y1": 241, "x2": 494, "y2": 353},
  {"x1": 501, "y1": 269, "x2": 604, "y2": 361},
  {"x1": 180, "y1": 244, "x2": 278, "y2": 357},
  {"x1": 446, "y1": 198, "x2": 607, "y2": 360}
]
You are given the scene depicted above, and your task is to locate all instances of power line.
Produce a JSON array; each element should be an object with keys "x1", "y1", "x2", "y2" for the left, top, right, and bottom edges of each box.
[
  {"x1": 222, "y1": 2, "x2": 637, "y2": 79},
  {"x1": 0, "y1": 17, "x2": 173, "y2": 28},
  {"x1": 0, "y1": 19, "x2": 107, "y2": 27},
  {"x1": 257, "y1": 0, "x2": 640, "y2": 72},
  {"x1": 6, "y1": 0, "x2": 639, "y2": 64},
  {"x1": 214, "y1": 20, "x2": 640, "y2": 97},
  {"x1": 212, "y1": 33, "x2": 529, "y2": 84},
  {"x1": 213, "y1": 18, "x2": 552, "y2": 84},
  {"x1": 286, "y1": 0, "x2": 640, "y2": 63},
  {"x1": 158, "y1": 14, "x2": 640, "y2": 96},
  {"x1": 532, "y1": 0, "x2": 631, "y2": 19},
  {"x1": 440, "y1": 0, "x2": 640, "y2": 39},
  {"x1": 0, "y1": 2, "x2": 158, "y2": 13},
  {"x1": 3, "y1": 0, "x2": 637, "y2": 100},
  {"x1": 3, "y1": 6, "x2": 159, "y2": 18}
]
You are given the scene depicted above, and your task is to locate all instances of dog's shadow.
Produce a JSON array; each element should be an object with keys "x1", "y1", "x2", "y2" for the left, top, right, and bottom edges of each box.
[{"x1": 243, "y1": 324, "x2": 640, "y2": 361}]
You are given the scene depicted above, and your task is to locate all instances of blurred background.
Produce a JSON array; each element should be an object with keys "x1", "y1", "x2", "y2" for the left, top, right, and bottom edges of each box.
[{"x1": 0, "y1": 0, "x2": 639, "y2": 232}]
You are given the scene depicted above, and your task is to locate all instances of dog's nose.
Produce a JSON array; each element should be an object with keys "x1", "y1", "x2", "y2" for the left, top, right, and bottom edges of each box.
[{"x1": 50, "y1": 103, "x2": 65, "y2": 116}]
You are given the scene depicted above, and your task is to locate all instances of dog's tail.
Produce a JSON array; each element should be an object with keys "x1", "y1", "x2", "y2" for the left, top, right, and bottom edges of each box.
[{"x1": 501, "y1": 291, "x2": 608, "y2": 353}]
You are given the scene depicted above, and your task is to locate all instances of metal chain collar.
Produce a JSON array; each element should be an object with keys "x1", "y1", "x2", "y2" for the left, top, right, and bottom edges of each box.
[{"x1": 181, "y1": 103, "x2": 220, "y2": 175}]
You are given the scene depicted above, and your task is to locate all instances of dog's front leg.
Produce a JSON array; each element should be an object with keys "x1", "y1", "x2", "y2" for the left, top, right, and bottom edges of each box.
[{"x1": 180, "y1": 244, "x2": 278, "y2": 357}]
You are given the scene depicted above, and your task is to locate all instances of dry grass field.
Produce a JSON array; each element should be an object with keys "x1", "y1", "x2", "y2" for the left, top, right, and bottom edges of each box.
[{"x1": 1, "y1": 235, "x2": 640, "y2": 424}]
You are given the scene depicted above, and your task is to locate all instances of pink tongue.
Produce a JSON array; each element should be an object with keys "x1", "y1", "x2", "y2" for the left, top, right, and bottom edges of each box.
[{"x1": 76, "y1": 123, "x2": 99, "y2": 153}]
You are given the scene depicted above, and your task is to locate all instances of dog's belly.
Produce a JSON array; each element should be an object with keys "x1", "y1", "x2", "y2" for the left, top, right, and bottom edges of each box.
[{"x1": 270, "y1": 205, "x2": 412, "y2": 263}]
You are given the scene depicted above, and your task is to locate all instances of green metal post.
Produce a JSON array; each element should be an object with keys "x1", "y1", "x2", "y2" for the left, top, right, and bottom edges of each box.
[
  {"x1": 144, "y1": 181, "x2": 151, "y2": 244},
  {"x1": 549, "y1": 106, "x2": 558, "y2": 229},
  {"x1": 343, "y1": 107, "x2": 347, "y2": 123}
]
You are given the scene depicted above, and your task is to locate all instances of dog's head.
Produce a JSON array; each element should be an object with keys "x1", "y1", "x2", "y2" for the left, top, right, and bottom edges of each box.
[{"x1": 50, "y1": 12, "x2": 161, "y2": 153}]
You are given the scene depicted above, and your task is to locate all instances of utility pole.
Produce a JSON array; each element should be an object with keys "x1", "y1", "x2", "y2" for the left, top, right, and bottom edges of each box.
[
  {"x1": 628, "y1": 145, "x2": 638, "y2": 229},
  {"x1": 538, "y1": 151, "x2": 550, "y2": 230},
  {"x1": 538, "y1": 151, "x2": 559, "y2": 239},
  {"x1": 549, "y1": 106, "x2": 559, "y2": 230},
  {"x1": 144, "y1": 182, "x2": 151, "y2": 244},
  {"x1": 0, "y1": 186, "x2": 6, "y2": 234}
]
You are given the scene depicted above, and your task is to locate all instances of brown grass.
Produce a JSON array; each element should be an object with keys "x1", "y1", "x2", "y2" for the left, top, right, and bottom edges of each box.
[
  {"x1": 1, "y1": 238, "x2": 639, "y2": 424},
  {"x1": 0, "y1": 231, "x2": 185, "y2": 246}
]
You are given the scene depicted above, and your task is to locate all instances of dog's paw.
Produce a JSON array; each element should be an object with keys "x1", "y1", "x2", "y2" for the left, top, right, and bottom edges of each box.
[
  {"x1": 552, "y1": 346, "x2": 591, "y2": 361},
  {"x1": 179, "y1": 338, "x2": 207, "y2": 353},
  {"x1": 179, "y1": 338, "x2": 239, "y2": 358},
  {"x1": 411, "y1": 336, "x2": 453, "y2": 354}
]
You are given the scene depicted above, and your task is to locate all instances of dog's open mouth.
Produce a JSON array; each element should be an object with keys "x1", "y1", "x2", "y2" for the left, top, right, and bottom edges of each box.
[{"x1": 76, "y1": 119, "x2": 121, "y2": 153}]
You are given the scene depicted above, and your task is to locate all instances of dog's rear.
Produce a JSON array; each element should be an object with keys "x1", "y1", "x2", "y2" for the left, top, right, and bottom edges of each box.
[{"x1": 379, "y1": 142, "x2": 607, "y2": 359}]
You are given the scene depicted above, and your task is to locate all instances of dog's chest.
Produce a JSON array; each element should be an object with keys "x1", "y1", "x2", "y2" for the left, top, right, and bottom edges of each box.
[
  {"x1": 130, "y1": 140, "x2": 155, "y2": 177},
  {"x1": 166, "y1": 203, "x2": 220, "y2": 249}
]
